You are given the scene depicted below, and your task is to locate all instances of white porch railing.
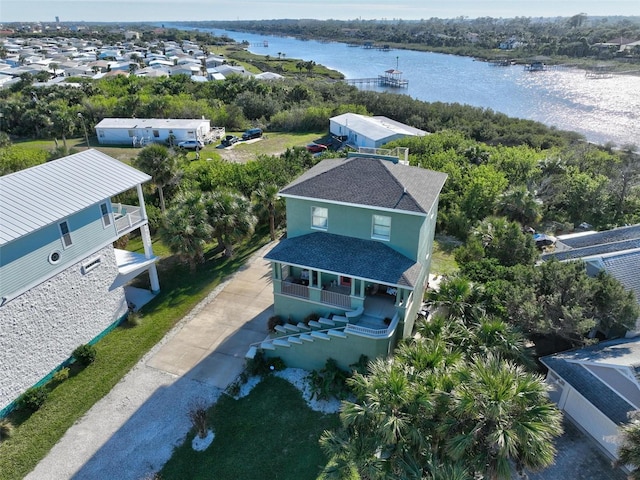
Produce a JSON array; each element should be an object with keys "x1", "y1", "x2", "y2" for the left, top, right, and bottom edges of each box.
[
  {"x1": 321, "y1": 289, "x2": 351, "y2": 308},
  {"x1": 281, "y1": 282, "x2": 310, "y2": 299},
  {"x1": 113, "y1": 203, "x2": 145, "y2": 234},
  {"x1": 345, "y1": 313, "x2": 399, "y2": 338}
]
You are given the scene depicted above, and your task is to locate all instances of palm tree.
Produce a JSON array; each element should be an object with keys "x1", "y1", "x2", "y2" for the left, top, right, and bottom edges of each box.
[
  {"x1": 443, "y1": 354, "x2": 563, "y2": 479},
  {"x1": 205, "y1": 190, "x2": 256, "y2": 257},
  {"x1": 321, "y1": 357, "x2": 438, "y2": 480},
  {"x1": 468, "y1": 316, "x2": 535, "y2": 369},
  {"x1": 252, "y1": 183, "x2": 280, "y2": 241},
  {"x1": 496, "y1": 186, "x2": 541, "y2": 226},
  {"x1": 616, "y1": 412, "x2": 640, "y2": 479},
  {"x1": 426, "y1": 276, "x2": 482, "y2": 322},
  {"x1": 134, "y1": 144, "x2": 180, "y2": 214},
  {"x1": 159, "y1": 192, "x2": 213, "y2": 273}
]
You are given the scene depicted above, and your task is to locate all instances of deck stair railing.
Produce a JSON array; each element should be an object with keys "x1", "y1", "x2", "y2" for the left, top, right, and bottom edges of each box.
[{"x1": 245, "y1": 313, "x2": 399, "y2": 359}]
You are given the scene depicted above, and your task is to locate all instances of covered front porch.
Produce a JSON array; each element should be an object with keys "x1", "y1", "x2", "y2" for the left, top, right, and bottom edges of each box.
[{"x1": 265, "y1": 232, "x2": 420, "y2": 326}]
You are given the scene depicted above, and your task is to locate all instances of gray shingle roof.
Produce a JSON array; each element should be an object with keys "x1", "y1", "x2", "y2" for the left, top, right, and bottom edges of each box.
[
  {"x1": 0, "y1": 149, "x2": 150, "y2": 245},
  {"x1": 560, "y1": 224, "x2": 640, "y2": 249},
  {"x1": 541, "y1": 338, "x2": 640, "y2": 425},
  {"x1": 542, "y1": 224, "x2": 640, "y2": 261},
  {"x1": 543, "y1": 238, "x2": 640, "y2": 261},
  {"x1": 279, "y1": 156, "x2": 447, "y2": 215},
  {"x1": 264, "y1": 232, "x2": 421, "y2": 288},
  {"x1": 601, "y1": 250, "x2": 640, "y2": 302}
]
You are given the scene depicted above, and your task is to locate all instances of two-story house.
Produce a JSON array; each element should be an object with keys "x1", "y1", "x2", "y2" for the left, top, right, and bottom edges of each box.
[
  {"x1": 0, "y1": 149, "x2": 160, "y2": 415},
  {"x1": 253, "y1": 153, "x2": 447, "y2": 371}
]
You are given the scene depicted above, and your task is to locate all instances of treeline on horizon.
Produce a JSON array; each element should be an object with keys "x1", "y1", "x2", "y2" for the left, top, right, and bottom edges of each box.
[{"x1": 189, "y1": 16, "x2": 640, "y2": 61}]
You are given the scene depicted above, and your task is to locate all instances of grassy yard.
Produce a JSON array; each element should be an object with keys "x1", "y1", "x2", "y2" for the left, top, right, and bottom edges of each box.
[
  {"x1": 161, "y1": 376, "x2": 340, "y2": 480},
  {"x1": 11, "y1": 130, "x2": 328, "y2": 166},
  {"x1": 430, "y1": 235, "x2": 461, "y2": 277},
  {"x1": 0, "y1": 232, "x2": 270, "y2": 480},
  {"x1": 217, "y1": 131, "x2": 327, "y2": 163}
]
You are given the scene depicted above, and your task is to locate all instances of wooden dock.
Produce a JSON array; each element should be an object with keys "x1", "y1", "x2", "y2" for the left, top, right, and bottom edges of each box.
[
  {"x1": 345, "y1": 67, "x2": 408, "y2": 88},
  {"x1": 344, "y1": 76, "x2": 408, "y2": 88}
]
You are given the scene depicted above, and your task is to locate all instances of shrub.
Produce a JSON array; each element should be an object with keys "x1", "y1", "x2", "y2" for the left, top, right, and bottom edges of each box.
[
  {"x1": 245, "y1": 351, "x2": 285, "y2": 376},
  {"x1": 303, "y1": 312, "x2": 320, "y2": 325},
  {"x1": 17, "y1": 386, "x2": 49, "y2": 412},
  {"x1": 187, "y1": 399, "x2": 209, "y2": 439},
  {"x1": 269, "y1": 357, "x2": 286, "y2": 371},
  {"x1": 0, "y1": 418, "x2": 14, "y2": 442},
  {"x1": 267, "y1": 315, "x2": 283, "y2": 333},
  {"x1": 73, "y1": 344, "x2": 97, "y2": 366},
  {"x1": 350, "y1": 355, "x2": 370, "y2": 376},
  {"x1": 226, "y1": 380, "x2": 241, "y2": 397},
  {"x1": 309, "y1": 358, "x2": 351, "y2": 401},
  {"x1": 52, "y1": 367, "x2": 70, "y2": 383},
  {"x1": 127, "y1": 311, "x2": 143, "y2": 327}
]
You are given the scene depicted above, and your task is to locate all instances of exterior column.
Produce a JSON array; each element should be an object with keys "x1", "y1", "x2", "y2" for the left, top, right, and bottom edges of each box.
[
  {"x1": 141, "y1": 224, "x2": 160, "y2": 293},
  {"x1": 359, "y1": 280, "x2": 365, "y2": 298},
  {"x1": 317, "y1": 271, "x2": 322, "y2": 288},
  {"x1": 137, "y1": 184, "x2": 148, "y2": 221},
  {"x1": 351, "y1": 278, "x2": 356, "y2": 296},
  {"x1": 137, "y1": 185, "x2": 160, "y2": 294}
]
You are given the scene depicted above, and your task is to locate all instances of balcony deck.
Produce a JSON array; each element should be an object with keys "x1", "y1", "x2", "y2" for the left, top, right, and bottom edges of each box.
[{"x1": 113, "y1": 203, "x2": 146, "y2": 235}]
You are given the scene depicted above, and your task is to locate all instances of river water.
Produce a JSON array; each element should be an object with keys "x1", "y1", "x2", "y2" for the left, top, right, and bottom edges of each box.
[{"x1": 189, "y1": 26, "x2": 640, "y2": 147}]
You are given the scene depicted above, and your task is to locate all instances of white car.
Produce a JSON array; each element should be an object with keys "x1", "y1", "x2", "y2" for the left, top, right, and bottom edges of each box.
[{"x1": 177, "y1": 140, "x2": 204, "y2": 150}]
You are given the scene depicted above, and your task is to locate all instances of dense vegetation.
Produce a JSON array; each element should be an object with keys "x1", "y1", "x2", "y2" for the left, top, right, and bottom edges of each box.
[{"x1": 195, "y1": 16, "x2": 640, "y2": 66}]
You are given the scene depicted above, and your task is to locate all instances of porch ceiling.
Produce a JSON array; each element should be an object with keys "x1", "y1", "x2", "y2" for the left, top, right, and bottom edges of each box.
[
  {"x1": 265, "y1": 232, "x2": 420, "y2": 288},
  {"x1": 111, "y1": 248, "x2": 158, "y2": 289}
]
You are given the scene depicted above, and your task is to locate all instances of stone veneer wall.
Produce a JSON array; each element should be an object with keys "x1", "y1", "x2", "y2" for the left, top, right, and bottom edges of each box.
[{"x1": 0, "y1": 244, "x2": 127, "y2": 412}]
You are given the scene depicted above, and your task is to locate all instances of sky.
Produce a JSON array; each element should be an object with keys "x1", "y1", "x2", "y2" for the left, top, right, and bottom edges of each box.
[{"x1": 1, "y1": 0, "x2": 639, "y2": 24}]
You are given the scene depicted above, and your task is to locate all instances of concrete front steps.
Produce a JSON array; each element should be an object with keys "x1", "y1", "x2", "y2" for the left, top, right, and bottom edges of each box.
[{"x1": 245, "y1": 322, "x2": 350, "y2": 363}]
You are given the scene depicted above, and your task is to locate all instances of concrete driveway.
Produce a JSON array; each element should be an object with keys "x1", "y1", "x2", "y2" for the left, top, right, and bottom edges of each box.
[{"x1": 25, "y1": 244, "x2": 274, "y2": 480}]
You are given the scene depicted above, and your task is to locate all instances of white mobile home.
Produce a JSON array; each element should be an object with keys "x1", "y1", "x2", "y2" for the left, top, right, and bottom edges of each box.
[
  {"x1": 329, "y1": 113, "x2": 427, "y2": 149},
  {"x1": 94, "y1": 118, "x2": 211, "y2": 146}
]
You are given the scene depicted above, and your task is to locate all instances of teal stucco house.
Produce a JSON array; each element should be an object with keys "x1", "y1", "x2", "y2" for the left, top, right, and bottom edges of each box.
[
  {"x1": 0, "y1": 150, "x2": 159, "y2": 415},
  {"x1": 256, "y1": 153, "x2": 447, "y2": 371}
]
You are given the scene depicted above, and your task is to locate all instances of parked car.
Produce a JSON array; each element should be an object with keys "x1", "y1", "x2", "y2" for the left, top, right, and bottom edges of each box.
[
  {"x1": 306, "y1": 143, "x2": 328, "y2": 153},
  {"x1": 177, "y1": 139, "x2": 204, "y2": 150},
  {"x1": 242, "y1": 128, "x2": 263, "y2": 140},
  {"x1": 221, "y1": 135, "x2": 240, "y2": 147}
]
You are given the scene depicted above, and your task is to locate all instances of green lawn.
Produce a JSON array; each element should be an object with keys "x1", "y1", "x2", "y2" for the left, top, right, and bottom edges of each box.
[
  {"x1": 0, "y1": 232, "x2": 270, "y2": 480},
  {"x1": 430, "y1": 235, "x2": 461, "y2": 276},
  {"x1": 160, "y1": 375, "x2": 340, "y2": 480}
]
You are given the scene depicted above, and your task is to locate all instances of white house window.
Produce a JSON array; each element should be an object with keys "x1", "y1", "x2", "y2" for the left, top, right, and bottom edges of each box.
[
  {"x1": 100, "y1": 202, "x2": 112, "y2": 228},
  {"x1": 128, "y1": 129, "x2": 135, "y2": 137},
  {"x1": 372, "y1": 215, "x2": 391, "y2": 241},
  {"x1": 311, "y1": 206, "x2": 328, "y2": 230},
  {"x1": 153, "y1": 130, "x2": 160, "y2": 137},
  {"x1": 98, "y1": 130, "x2": 105, "y2": 138},
  {"x1": 59, "y1": 221, "x2": 73, "y2": 248}
]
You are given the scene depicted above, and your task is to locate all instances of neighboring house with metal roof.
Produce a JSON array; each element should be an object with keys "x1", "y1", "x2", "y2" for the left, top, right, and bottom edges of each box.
[
  {"x1": 0, "y1": 150, "x2": 160, "y2": 415},
  {"x1": 541, "y1": 337, "x2": 640, "y2": 461},
  {"x1": 251, "y1": 153, "x2": 447, "y2": 371},
  {"x1": 94, "y1": 118, "x2": 211, "y2": 147},
  {"x1": 329, "y1": 113, "x2": 427, "y2": 149}
]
